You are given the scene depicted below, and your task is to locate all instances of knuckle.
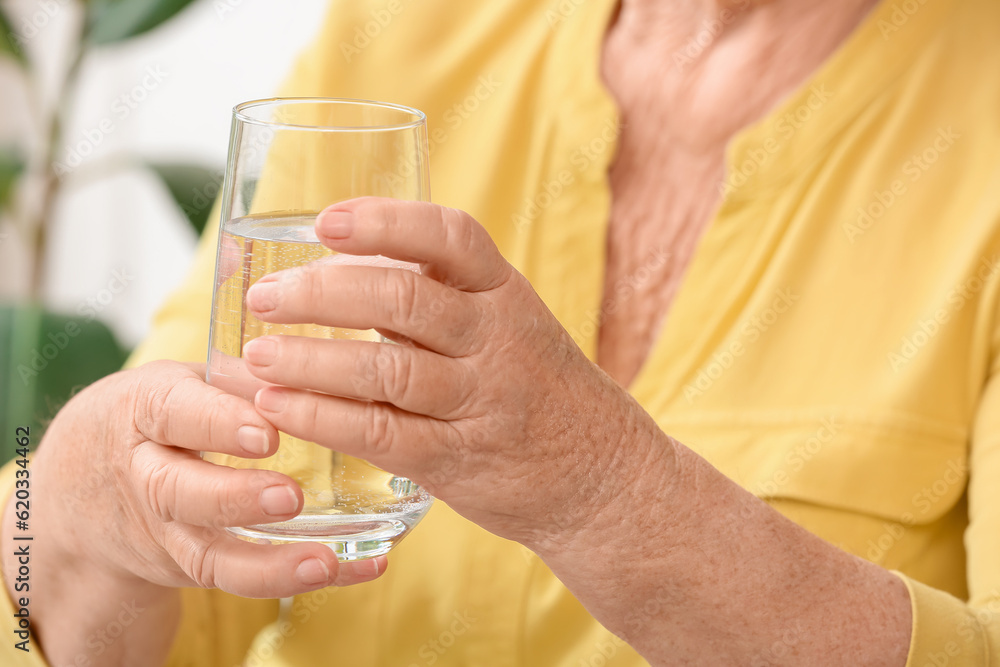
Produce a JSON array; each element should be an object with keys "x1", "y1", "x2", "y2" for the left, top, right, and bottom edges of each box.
[
  {"x1": 204, "y1": 473, "x2": 235, "y2": 519},
  {"x1": 450, "y1": 361, "x2": 479, "y2": 415},
  {"x1": 185, "y1": 541, "x2": 221, "y2": 589},
  {"x1": 440, "y1": 207, "x2": 478, "y2": 262},
  {"x1": 352, "y1": 344, "x2": 380, "y2": 389},
  {"x1": 205, "y1": 392, "x2": 235, "y2": 444},
  {"x1": 140, "y1": 382, "x2": 173, "y2": 443},
  {"x1": 304, "y1": 393, "x2": 323, "y2": 432},
  {"x1": 387, "y1": 270, "x2": 420, "y2": 331},
  {"x1": 379, "y1": 347, "x2": 414, "y2": 405},
  {"x1": 308, "y1": 266, "x2": 331, "y2": 309},
  {"x1": 441, "y1": 206, "x2": 510, "y2": 289},
  {"x1": 140, "y1": 375, "x2": 200, "y2": 444},
  {"x1": 145, "y1": 463, "x2": 180, "y2": 523},
  {"x1": 362, "y1": 403, "x2": 395, "y2": 457}
]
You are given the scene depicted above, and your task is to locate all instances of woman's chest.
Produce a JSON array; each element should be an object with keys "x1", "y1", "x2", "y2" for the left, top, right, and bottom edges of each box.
[{"x1": 594, "y1": 65, "x2": 729, "y2": 386}]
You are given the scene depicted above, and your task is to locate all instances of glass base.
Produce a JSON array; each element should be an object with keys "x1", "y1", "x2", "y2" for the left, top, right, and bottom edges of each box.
[{"x1": 227, "y1": 503, "x2": 432, "y2": 561}]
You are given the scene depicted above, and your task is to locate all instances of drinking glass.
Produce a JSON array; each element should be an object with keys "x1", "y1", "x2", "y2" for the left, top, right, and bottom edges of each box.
[{"x1": 203, "y1": 98, "x2": 433, "y2": 560}]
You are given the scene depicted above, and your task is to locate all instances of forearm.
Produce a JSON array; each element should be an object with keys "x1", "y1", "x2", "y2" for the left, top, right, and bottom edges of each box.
[
  {"x1": 533, "y1": 431, "x2": 913, "y2": 666},
  {"x1": 1, "y1": 492, "x2": 180, "y2": 667}
]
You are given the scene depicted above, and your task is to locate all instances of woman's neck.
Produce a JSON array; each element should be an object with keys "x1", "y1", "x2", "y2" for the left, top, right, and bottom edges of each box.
[
  {"x1": 612, "y1": 0, "x2": 869, "y2": 37},
  {"x1": 602, "y1": 0, "x2": 880, "y2": 151}
]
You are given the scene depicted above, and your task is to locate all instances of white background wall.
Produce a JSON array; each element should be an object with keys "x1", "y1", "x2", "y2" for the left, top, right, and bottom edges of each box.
[{"x1": 0, "y1": 0, "x2": 329, "y2": 347}]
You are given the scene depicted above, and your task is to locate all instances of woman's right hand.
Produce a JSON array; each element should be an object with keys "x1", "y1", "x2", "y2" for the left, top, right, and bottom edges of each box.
[{"x1": 9, "y1": 360, "x2": 384, "y2": 599}]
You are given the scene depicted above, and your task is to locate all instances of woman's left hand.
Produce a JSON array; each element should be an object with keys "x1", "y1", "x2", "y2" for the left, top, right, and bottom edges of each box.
[{"x1": 242, "y1": 197, "x2": 674, "y2": 553}]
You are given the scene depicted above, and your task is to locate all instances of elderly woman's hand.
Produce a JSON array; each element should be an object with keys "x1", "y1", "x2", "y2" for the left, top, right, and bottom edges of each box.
[
  {"x1": 243, "y1": 197, "x2": 675, "y2": 553},
  {"x1": 7, "y1": 361, "x2": 386, "y2": 666},
  {"x1": 22, "y1": 361, "x2": 383, "y2": 597}
]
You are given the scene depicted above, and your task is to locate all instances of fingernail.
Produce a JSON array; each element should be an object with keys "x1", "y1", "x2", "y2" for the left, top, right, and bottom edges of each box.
[
  {"x1": 244, "y1": 338, "x2": 277, "y2": 366},
  {"x1": 247, "y1": 280, "x2": 279, "y2": 312},
  {"x1": 296, "y1": 558, "x2": 331, "y2": 586},
  {"x1": 256, "y1": 388, "x2": 288, "y2": 413},
  {"x1": 237, "y1": 425, "x2": 270, "y2": 455},
  {"x1": 260, "y1": 485, "x2": 299, "y2": 516},
  {"x1": 318, "y1": 210, "x2": 353, "y2": 239}
]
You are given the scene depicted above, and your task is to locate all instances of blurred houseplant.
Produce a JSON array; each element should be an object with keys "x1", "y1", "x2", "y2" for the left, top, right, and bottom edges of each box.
[{"x1": 0, "y1": 0, "x2": 217, "y2": 460}]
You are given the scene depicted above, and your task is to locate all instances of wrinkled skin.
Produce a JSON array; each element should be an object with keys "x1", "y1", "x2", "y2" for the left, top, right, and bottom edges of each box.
[{"x1": 241, "y1": 197, "x2": 669, "y2": 554}]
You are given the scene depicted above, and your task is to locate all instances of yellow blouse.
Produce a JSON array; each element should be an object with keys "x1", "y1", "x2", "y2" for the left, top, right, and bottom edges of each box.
[{"x1": 4, "y1": 0, "x2": 1000, "y2": 664}]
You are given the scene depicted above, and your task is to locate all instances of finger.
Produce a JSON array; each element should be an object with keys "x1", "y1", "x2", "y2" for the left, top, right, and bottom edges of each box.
[
  {"x1": 131, "y1": 445, "x2": 304, "y2": 528},
  {"x1": 243, "y1": 336, "x2": 474, "y2": 419},
  {"x1": 162, "y1": 525, "x2": 384, "y2": 598},
  {"x1": 254, "y1": 386, "x2": 452, "y2": 477},
  {"x1": 245, "y1": 264, "x2": 480, "y2": 357},
  {"x1": 333, "y1": 555, "x2": 388, "y2": 587},
  {"x1": 134, "y1": 360, "x2": 279, "y2": 458},
  {"x1": 314, "y1": 197, "x2": 512, "y2": 292},
  {"x1": 216, "y1": 232, "x2": 244, "y2": 289}
]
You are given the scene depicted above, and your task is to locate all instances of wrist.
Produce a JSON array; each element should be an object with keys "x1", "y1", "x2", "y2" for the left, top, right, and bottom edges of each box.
[
  {"x1": 527, "y1": 408, "x2": 681, "y2": 565},
  {"x1": 4, "y1": 455, "x2": 171, "y2": 603},
  {"x1": 4, "y1": 491, "x2": 180, "y2": 664}
]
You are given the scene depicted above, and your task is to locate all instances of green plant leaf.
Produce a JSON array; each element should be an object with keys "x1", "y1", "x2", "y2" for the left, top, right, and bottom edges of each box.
[
  {"x1": 0, "y1": 6, "x2": 27, "y2": 66},
  {"x1": 0, "y1": 304, "x2": 129, "y2": 462},
  {"x1": 147, "y1": 161, "x2": 221, "y2": 235},
  {"x1": 0, "y1": 147, "x2": 25, "y2": 209},
  {"x1": 85, "y1": 0, "x2": 201, "y2": 46}
]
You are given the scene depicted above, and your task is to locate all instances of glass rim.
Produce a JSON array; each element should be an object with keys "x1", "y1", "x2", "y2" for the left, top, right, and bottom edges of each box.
[{"x1": 233, "y1": 97, "x2": 427, "y2": 133}]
